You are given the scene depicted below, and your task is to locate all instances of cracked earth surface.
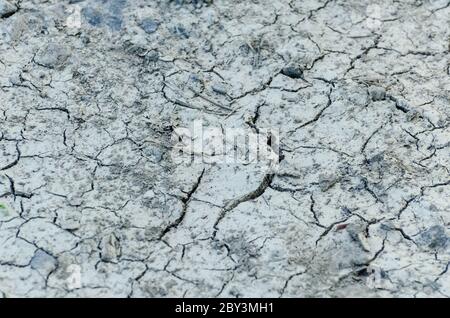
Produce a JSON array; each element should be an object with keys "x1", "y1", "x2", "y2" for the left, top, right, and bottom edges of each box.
[{"x1": 1, "y1": 0, "x2": 450, "y2": 298}]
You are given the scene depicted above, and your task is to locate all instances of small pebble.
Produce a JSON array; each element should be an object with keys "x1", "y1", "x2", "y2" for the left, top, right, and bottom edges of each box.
[
  {"x1": 140, "y1": 18, "x2": 159, "y2": 34},
  {"x1": 281, "y1": 66, "x2": 303, "y2": 79},
  {"x1": 30, "y1": 250, "x2": 57, "y2": 275}
]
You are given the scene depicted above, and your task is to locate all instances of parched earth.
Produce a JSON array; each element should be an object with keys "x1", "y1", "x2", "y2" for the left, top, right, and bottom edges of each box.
[{"x1": 0, "y1": 0, "x2": 450, "y2": 298}]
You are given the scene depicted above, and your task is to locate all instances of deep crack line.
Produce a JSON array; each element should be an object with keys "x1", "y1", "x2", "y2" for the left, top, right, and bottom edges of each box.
[
  {"x1": 158, "y1": 168, "x2": 206, "y2": 239},
  {"x1": 213, "y1": 173, "x2": 275, "y2": 237},
  {"x1": 287, "y1": 87, "x2": 333, "y2": 136},
  {"x1": 0, "y1": 142, "x2": 21, "y2": 171},
  {"x1": 279, "y1": 270, "x2": 307, "y2": 297}
]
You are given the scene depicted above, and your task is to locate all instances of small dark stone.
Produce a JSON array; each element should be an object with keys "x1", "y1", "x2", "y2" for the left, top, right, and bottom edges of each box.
[
  {"x1": 355, "y1": 268, "x2": 370, "y2": 277},
  {"x1": 140, "y1": 18, "x2": 159, "y2": 34},
  {"x1": 281, "y1": 66, "x2": 303, "y2": 79}
]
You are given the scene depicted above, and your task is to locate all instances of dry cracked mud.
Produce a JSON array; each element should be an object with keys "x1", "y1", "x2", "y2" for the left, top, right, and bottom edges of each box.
[{"x1": 0, "y1": 0, "x2": 450, "y2": 298}]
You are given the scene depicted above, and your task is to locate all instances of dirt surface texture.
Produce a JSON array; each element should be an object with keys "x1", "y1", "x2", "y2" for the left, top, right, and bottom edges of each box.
[{"x1": 1, "y1": 0, "x2": 450, "y2": 297}]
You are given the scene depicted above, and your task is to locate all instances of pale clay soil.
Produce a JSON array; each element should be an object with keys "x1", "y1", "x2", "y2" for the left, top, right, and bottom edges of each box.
[{"x1": 0, "y1": 0, "x2": 450, "y2": 297}]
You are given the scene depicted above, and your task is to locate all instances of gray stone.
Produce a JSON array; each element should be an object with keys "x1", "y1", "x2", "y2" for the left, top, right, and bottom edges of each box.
[
  {"x1": 140, "y1": 18, "x2": 159, "y2": 34},
  {"x1": 30, "y1": 250, "x2": 57, "y2": 276},
  {"x1": 281, "y1": 66, "x2": 303, "y2": 79}
]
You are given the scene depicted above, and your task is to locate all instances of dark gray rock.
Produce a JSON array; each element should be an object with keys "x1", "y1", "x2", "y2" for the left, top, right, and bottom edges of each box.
[
  {"x1": 140, "y1": 18, "x2": 159, "y2": 34},
  {"x1": 281, "y1": 66, "x2": 303, "y2": 79}
]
